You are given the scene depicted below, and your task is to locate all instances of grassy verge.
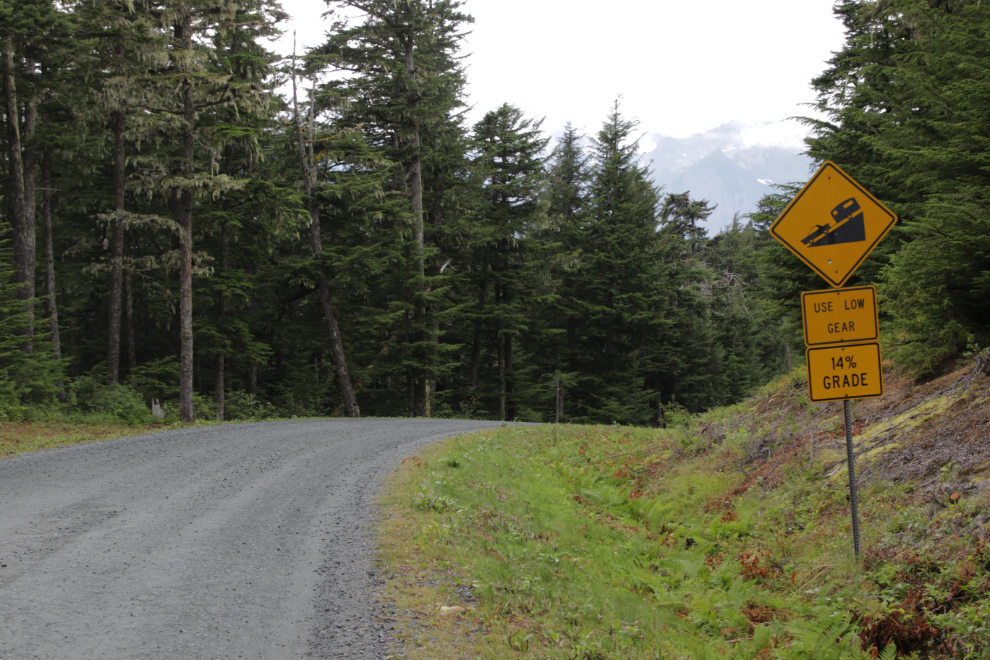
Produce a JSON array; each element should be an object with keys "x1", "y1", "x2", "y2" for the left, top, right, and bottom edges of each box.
[
  {"x1": 0, "y1": 413, "x2": 356, "y2": 458},
  {"x1": 376, "y1": 366, "x2": 990, "y2": 659},
  {"x1": 0, "y1": 420, "x2": 183, "y2": 457}
]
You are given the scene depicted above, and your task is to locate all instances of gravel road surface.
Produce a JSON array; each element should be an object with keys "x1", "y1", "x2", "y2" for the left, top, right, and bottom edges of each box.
[{"x1": 0, "y1": 418, "x2": 507, "y2": 659}]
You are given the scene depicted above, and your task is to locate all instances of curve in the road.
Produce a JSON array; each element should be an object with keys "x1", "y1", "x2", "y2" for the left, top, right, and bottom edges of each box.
[{"x1": 0, "y1": 418, "x2": 508, "y2": 660}]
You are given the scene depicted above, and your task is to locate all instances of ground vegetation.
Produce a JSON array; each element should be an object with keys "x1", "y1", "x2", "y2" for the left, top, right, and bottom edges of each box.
[{"x1": 376, "y1": 355, "x2": 990, "y2": 659}]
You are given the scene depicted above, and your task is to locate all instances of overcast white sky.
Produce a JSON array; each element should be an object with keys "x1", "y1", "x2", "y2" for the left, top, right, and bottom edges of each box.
[{"x1": 272, "y1": 0, "x2": 846, "y2": 147}]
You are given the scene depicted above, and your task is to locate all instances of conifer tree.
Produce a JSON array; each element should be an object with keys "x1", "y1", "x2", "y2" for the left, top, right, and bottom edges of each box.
[
  {"x1": 469, "y1": 103, "x2": 547, "y2": 420},
  {"x1": 704, "y1": 216, "x2": 788, "y2": 402},
  {"x1": 2, "y1": 34, "x2": 32, "y2": 346},
  {"x1": 318, "y1": 0, "x2": 472, "y2": 416},
  {"x1": 0, "y1": 0, "x2": 827, "y2": 425},
  {"x1": 532, "y1": 122, "x2": 590, "y2": 422},
  {"x1": 1, "y1": 1, "x2": 65, "y2": 348},
  {"x1": 804, "y1": 0, "x2": 990, "y2": 373},
  {"x1": 73, "y1": 0, "x2": 171, "y2": 385},
  {"x1": 654, "y1": 191, "x2": 720, "y2": 412},
  {"x1": 564, "y1": 102, "x2": 666, "y2": 424},
  {"x1": 0, "y1": 226, "x2": 29, "y2": 420},
  {"x1": 133, "y1": 0, "x2": 282, "y2": 421},
  {"x1": 200, "y1": 1, "x2": 287, "y2": 420},
  {"x1": 0, "y1": 223, "x2": 64, "y2": 418},
  {"x1": 745, "y1": 189, "x2": 816, "y2": 373},
  {"x1": 289, "y1": 68, "x2": 363, "y2": 418}
]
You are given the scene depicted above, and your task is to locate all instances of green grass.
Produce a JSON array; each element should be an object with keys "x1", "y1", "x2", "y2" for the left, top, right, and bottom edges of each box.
[
  {"x1": 0, "y1": 412, "x2": 236, "y2": 457},
  {"x1": 0, "y1": 405, "x2": 300, "y2": 458},
  {"x1": 376, "y1": 391, "x2": 990, "y2": 659},
  {"x1": 0, "y1": 419, "x2": 176, "y2": 456}
]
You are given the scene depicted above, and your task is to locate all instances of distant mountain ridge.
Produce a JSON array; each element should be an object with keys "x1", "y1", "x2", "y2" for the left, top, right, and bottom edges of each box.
[{"x1": 638, "y1": 121, "x2": 815, "y2": 232}]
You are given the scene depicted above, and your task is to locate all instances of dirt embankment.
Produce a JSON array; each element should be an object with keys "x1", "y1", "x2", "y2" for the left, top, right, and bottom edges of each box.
[{"x1": 713, "y1": 355, "x2": 990, "y2": 496}]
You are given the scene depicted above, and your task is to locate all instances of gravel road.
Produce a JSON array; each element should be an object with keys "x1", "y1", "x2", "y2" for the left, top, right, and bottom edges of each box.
[{"x1": 0, "y1": 418, "x2": 507, "y2": 660}]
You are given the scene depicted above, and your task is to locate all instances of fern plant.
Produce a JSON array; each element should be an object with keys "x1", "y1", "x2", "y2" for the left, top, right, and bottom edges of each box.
[{"x1": 782, "y1": 613, "x2": 871, "y2": 659}]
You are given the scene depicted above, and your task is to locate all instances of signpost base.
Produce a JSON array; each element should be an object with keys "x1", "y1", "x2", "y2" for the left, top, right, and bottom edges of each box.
[{"x1": 844, "y1": 399, "x2": 862, "y2": 560}]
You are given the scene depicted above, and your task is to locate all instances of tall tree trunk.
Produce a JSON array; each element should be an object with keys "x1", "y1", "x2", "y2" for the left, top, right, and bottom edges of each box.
[
  {"x1": 426, "y1": 198, "x2": 445, "y2": 416},
  {"x1": 177, "y1": 16, "x2": 195, "y2": 423},
  {"x1": 496, "y1": 284, "x2": 505, "y2": 421},
  {"x1": 291, "y1": 67, "x2": 360, "y2": 418},
  {"x1": 505, "y1": 332, "x2": 513, "y2": 420},
  {"x1": 125, "y1": 270, "x2": 136, "y2": 375},
  {"x1": 502, "y1": 270, "x2": 513, "y2": 420},
  {"x1": 469, "y1": 265, "x2": 487, "y2": 389},
  {"x1": 214, "y1": 221, "x2": 228, "y2": 422},
  {"x1": 213, "y1": 141, "x2": 235, "y2": 422},
  {"x1": 497, "y1": 323, "x2": 506, "y2": 422},
  {"x1": 23, "y1": 57, "x2": 37, "y2": 351},
  {"x1": 405, "y1": 38, "x2": 428, "y2": 417},
  {"x1": 245, "y1": 273, "x2": 257, "y2": 395},
  {"x1": 4, "y1": 39, "x2": 33, "y2": 349},
  {"x1": 411, "y1": 133, "x2": 428, "y2": 415},
  {"x1": 42, "y1": 152, "x2": 65, "y2": 401},
  {"x1": 107, "y1": 109, "x2": 126, "y2": 385}
]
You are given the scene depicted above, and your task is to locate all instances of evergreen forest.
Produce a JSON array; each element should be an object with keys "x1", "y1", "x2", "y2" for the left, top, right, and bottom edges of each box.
[{"x1": 1, "y1": 0, "x2": 988, "y2": 426}]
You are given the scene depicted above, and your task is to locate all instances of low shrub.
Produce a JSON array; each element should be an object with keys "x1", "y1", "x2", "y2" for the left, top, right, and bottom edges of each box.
[
  {"x1": 223, "y1": 390, "x2": 277, "y2": 421},
  {"x1": 192, "y1": 393, "x2": 217, "y2": 421},
  {"x1": 0, "y1": 375, "x2": 22, "y2": 422},
  {"x1": 85, "y1": 384, "x2": 155, "y2": 425}
]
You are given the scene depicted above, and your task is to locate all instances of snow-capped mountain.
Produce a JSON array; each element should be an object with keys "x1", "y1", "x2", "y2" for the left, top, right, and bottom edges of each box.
[{"x1": 639, "y1": 121, "x2": 815, "y2": 232}]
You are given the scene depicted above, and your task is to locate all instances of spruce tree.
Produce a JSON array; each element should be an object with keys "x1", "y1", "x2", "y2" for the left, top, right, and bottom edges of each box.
[
  {"x1": 71, "y1": 0, "x2": 172, "y2": 385},
  {"x1": 533, "y1": 123, "x2": 590, "y2": 422},
  {"x1": 317, "y1": 0, "x2": 472, "y2": 416},
  {"x1": 565, "y1": 102, "x2": 666, "y2": 425},
  {"x1": 654, "y1": 191, "x2": 720, "y2": 412},
  {"x1": 803, "y1": 0, "x2": 990, "y2": 373},
  {"x1": 0, "y1": 227, "x2": 30, "y2": 420},
  {"x1": 1, "y1": 1, "x2": 62, "y2": 348},
  {"x1": 131, "y1": 0, "x2": 282, "y2": 421},
  {"x1": 0, "y1": 223, "x2": 63, "y2": 418},
  {"x1": 200, "y1": 2, "x2": 287, "y2": 420},
  {"x1": 705, "y1": 216, "x2": 788, "y2": 402},
  {"x1": 468, "y1": 103, "x2": 547, "y2": 420}
]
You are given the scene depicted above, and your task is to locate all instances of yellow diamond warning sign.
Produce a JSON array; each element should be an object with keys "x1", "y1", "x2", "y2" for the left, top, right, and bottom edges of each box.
[
  {"x1": 770, "y1": 162, "x2": 897, "y2": 288},
  {"x1": 806, "y1": 342, "x2": 884, "y2": 402},
  {"x1": 801, "y1": 286, "x2": 878, "y2": 347}
]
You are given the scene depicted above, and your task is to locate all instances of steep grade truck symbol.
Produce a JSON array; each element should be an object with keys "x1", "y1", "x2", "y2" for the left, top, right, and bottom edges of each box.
[
  {"x1": 801, "y1": 198, "x2": 867, "y2": 248},
  {"x1": 769, "y1": 161, "x2": 897, "y2": 288}
]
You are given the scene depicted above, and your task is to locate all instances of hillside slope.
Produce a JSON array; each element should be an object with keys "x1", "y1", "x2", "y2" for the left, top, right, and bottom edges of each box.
[{"x1": 375, "y1": 355, "x2": 990, "y2": 659}]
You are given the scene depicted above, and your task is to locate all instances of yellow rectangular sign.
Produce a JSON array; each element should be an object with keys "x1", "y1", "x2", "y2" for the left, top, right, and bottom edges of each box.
[
  {"x1": 806, "y1": 342, "x2": 884, "y2": 402},
  {"x1": 801, "y1": 286, "x2": 878, "y2": 346}
]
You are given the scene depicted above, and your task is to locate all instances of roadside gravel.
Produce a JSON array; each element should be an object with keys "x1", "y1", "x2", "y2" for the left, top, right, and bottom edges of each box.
[{"x1": 0, "y1": 418, "x2": 508, "y2": 659}]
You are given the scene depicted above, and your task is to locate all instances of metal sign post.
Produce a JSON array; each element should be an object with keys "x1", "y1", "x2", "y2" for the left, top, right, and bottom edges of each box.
[
  {"x1": 770, "y1": 162, "x2": 896, "y2": 561},
  {"x1": 844, "y1": 399, "x2": 862, "y2": 557}
]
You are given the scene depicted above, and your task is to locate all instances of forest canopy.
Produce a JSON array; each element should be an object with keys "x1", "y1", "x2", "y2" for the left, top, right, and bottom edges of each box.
[{"x1": 1, "y1": 0, "x2": 987, "y2": 426}]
